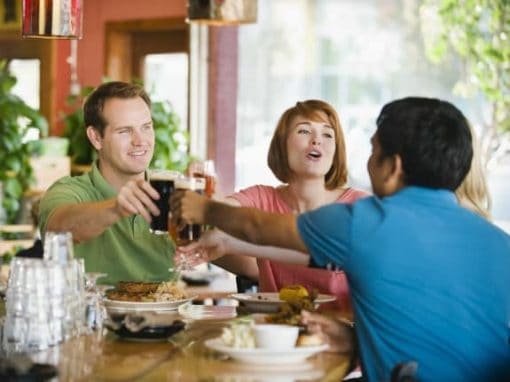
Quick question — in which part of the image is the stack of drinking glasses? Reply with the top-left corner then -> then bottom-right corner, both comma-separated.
2,232 -> 86,353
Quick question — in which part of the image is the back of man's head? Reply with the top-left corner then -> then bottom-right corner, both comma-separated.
376,97 -> 473,191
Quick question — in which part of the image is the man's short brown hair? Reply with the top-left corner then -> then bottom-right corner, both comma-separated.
83,81 -> 151,136
267,99 -> 348,189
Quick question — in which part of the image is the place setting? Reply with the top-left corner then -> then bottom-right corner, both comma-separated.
102,278 -> 238,341
102,280 -> 191,341
203,317 -> 329,366
230,284 -> 336,314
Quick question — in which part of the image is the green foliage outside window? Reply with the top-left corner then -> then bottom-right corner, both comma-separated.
420,0 -> 510,162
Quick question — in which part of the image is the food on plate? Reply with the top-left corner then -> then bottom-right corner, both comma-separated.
296,332 -> 324,347
106,281 -> 187,302
150,281 -> 188,301
221,317 -> 256,348
106,290 -> 146,302
266,285 -> 317,325
117,281 -> 160,294
279,285 -> 309,302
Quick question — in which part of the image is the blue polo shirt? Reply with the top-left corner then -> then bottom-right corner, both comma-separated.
297,186 -> 510,382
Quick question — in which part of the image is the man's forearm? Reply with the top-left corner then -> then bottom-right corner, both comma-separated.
224,235 -> 309,265
204,201 -> 308,253
45,199 -> 122,243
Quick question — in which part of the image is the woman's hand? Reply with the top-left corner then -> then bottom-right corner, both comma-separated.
175,229 -> 231,265
301,310 -> 354,354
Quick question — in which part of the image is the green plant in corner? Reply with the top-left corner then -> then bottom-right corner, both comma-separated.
0,60 -> 48,223
62,85 -> 96,166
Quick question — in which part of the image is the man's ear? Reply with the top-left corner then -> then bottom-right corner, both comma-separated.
384,154 -> 405,191
86,126 -> 102,151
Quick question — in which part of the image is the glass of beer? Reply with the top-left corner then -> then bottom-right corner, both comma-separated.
169,176 -> 206,245
149,169 -> 181,235
189,159 -> 216,198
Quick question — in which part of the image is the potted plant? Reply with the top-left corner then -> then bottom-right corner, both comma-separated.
150,98 -> 189,172
62,83 -> 190,173
62,86 -> 96,174
0,59 -> 48,223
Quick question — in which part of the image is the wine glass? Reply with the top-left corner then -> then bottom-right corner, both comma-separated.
84,272 -> 107,332
168,247 -> 209,281
84,272 -> 107,291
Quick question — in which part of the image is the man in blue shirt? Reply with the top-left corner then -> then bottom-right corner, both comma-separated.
172,97 -> 510,381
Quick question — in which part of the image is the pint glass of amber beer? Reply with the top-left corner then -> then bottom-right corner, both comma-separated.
149,170 -> 180,234
189,159 -> 216,198
169,176 -> 206,245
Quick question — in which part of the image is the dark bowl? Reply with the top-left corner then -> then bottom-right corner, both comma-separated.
105,312 -> 186,341
111,321 -> 185,340
0,363 -> 58,382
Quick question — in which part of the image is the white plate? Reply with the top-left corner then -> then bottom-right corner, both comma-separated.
230,292 -> 336,313
205,338 -> 328,365
178,301 -> 237,320
209,360 -> 324,381
104,296 -> 195,312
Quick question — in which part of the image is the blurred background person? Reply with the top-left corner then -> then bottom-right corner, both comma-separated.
455,124 -> 491,219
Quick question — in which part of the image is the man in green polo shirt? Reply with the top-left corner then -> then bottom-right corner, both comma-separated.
39,81 -> 175,284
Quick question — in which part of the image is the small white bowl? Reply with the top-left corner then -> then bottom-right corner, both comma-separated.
253,324 -> 299,350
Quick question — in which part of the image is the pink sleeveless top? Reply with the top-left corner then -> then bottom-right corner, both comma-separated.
230,185 -> 369,313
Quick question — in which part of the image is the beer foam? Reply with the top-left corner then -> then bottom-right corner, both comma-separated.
149,170 -> 181,181
175,177 -> 206,191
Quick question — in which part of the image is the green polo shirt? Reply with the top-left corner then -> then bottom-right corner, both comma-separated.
39,162 -> 175,285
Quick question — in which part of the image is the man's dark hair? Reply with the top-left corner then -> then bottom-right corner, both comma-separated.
376,97 -> 473,191
83,81 -> 151,136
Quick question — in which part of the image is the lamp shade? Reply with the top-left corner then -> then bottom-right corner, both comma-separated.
187,0 -> 257,25
22,0 -> 83,39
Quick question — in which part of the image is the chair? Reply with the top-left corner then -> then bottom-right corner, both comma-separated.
0,224 -> 35,255
391,361 -> 418,382
235,275 -> 258,293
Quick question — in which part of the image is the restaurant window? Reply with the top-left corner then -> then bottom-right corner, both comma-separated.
9,59 -> 40,110
9,58 -> 41,141
236,0 -> 509,223
143,53 -> 188,132
105,18 -> 189,134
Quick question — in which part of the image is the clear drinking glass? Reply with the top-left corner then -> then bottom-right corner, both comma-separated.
2,257 -> 87,353
43,231 -> 74,263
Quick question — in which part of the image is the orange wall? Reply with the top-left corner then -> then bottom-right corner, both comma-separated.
53,0 -> 186,134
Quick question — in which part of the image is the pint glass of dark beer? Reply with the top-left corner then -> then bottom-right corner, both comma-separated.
149,170 -> 180,234
169,176 -> 206,245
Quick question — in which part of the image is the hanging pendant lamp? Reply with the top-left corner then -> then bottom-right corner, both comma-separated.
22,0 -> 83,39
187,0 -> 257,26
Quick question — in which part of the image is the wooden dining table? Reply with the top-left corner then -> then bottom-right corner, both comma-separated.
14,279 -> 353,381
29,320 -> 351,381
